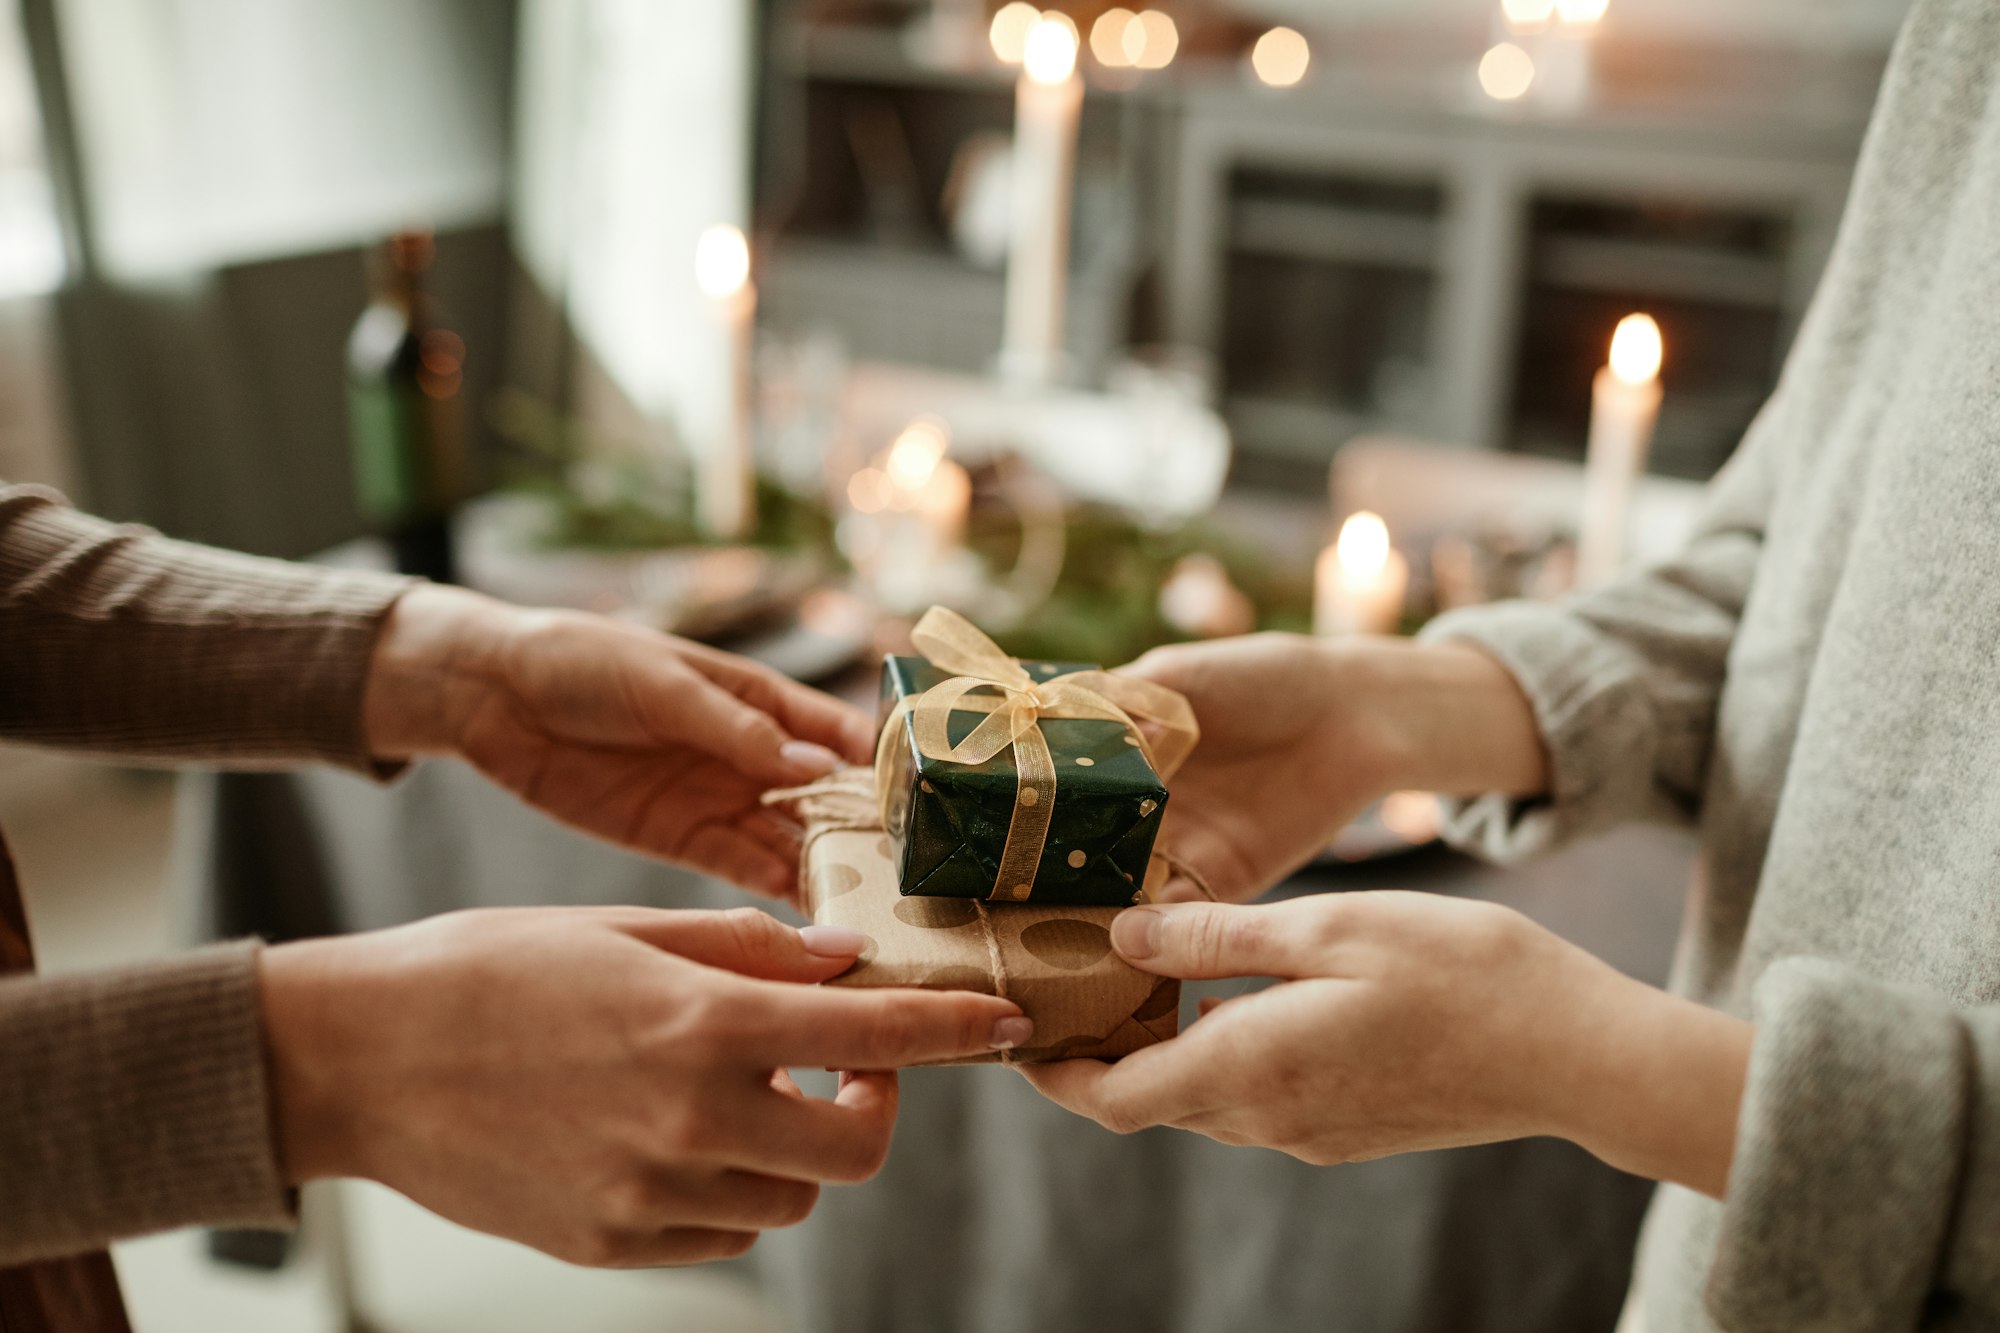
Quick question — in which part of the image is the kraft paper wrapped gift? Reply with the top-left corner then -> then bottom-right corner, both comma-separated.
873,608 -> 1199,908
776,776 -> 1181,1065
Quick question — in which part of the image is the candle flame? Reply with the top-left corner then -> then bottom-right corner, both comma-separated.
694,224 -> 750,298
1023,15 -> 1079,83
1250,27 -> 1311,88
1555,0 -> 1610,24
885,419 -> 950,490
1126,10 -> 1178,70
1337,511 -> 1392,580
1090,7 -> 1137,68
989,1 -> 1040,64
1477,42 -> 1535,101
1609,313 -> 1663,385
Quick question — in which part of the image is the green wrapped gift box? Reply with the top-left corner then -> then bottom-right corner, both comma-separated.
877,655 -> 1169,907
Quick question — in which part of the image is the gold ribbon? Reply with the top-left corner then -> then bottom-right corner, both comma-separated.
874,607 -> 1198,903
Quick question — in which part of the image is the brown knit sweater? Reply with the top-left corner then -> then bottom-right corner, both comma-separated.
0,484 -> 410,1262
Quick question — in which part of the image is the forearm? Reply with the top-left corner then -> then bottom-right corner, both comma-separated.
0,945 -> 294,1261
1556,968 -> 1752,1199
0,486 -> 411,772
1328,635 -> 1551,800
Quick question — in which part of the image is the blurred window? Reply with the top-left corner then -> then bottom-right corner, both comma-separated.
0,0 -> 64,297
54,0 -> 509,278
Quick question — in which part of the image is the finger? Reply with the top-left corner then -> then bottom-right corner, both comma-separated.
678,819 -> 799,900
1108,900 -> 1337,980
636,663 -> 810,785
653,1168 -> 821,1232
594,1227 -> 760,1269
599,907 -> 868,983
684,646 -> 878,765
739,980 -> 1030,1069
720,1070 -> 901,1184
770,1067 -> 806,1099
1017,1027 -> 1231,1133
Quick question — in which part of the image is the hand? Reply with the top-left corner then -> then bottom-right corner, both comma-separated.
1119,633 -> 1548,902
261,906 -> 1031,1267
1021,895 -> 1751,1198
362,585 -> 877,898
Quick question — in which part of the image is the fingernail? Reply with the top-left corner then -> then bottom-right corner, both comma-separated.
799,925 -> 870,957
1111,906 -> 1164,960
989,1016 -> 1035,1050
781,740 -> 844,775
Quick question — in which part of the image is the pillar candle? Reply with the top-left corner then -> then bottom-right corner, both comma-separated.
1314,511 -> 1410,636
694,224 -> 758,541
1576,313 -> 1664,588
1001,18 -> 1082,386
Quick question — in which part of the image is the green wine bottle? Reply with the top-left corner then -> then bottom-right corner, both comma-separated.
346,230 -> 467,582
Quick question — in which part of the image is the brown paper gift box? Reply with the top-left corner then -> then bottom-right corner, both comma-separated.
786,775 -> 1180,1065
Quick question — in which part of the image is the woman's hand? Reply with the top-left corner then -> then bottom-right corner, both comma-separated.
1021,895 -> 1751,1198
261,906 -> 1031,1267
361,585 -> 876,898
1119,633 -> 1550,903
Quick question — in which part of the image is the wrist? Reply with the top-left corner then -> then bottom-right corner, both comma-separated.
363,583 -> 515,760
1319,635 -> 1550,799
1555,970 -> 1753,1198
258,938 -> 374,1184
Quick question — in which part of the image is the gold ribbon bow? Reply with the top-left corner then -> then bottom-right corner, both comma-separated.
874,607 -> 1199,902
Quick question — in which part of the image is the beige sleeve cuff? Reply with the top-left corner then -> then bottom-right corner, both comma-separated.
0,941 -> 295,1262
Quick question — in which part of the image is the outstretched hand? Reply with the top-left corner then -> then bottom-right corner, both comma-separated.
362,585 -> 876,898
263,906 -> 1030,1267
1020,894 -> 1750,1197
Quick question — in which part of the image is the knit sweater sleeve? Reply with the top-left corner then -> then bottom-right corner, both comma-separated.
1413,383 -> 1788,863
0,484 -> 412,771
1701,957 -> 2000,1330
0,942 -> 296,1262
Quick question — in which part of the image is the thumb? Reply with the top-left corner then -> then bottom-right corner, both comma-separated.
1109,901 -> 1330,980
597,907 -> 867,983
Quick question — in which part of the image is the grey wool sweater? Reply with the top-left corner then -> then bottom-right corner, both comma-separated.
1426,0 -> 2000,1327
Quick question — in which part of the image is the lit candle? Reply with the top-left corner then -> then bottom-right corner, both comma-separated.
847,419 -> 973,611
1576,313 -> 1664,587
999,16 -> 1082,386
1314,510 -> 1409,636
694,223 -> 757,540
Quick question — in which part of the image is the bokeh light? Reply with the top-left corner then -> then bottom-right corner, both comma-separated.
693,224 -> 750,298
1477,42 -> 1535,101
1022,15 -> 1080,84
1556,0 -> 1611,23
1250,27 -> 1310,88
989,1 -> 1040,63
1336,511 -> 1391,580
1090,8 -> 1137,68
1126,10 -> 1178,70
1609,313 -> 1663,384
1499,0 -> 1557,27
